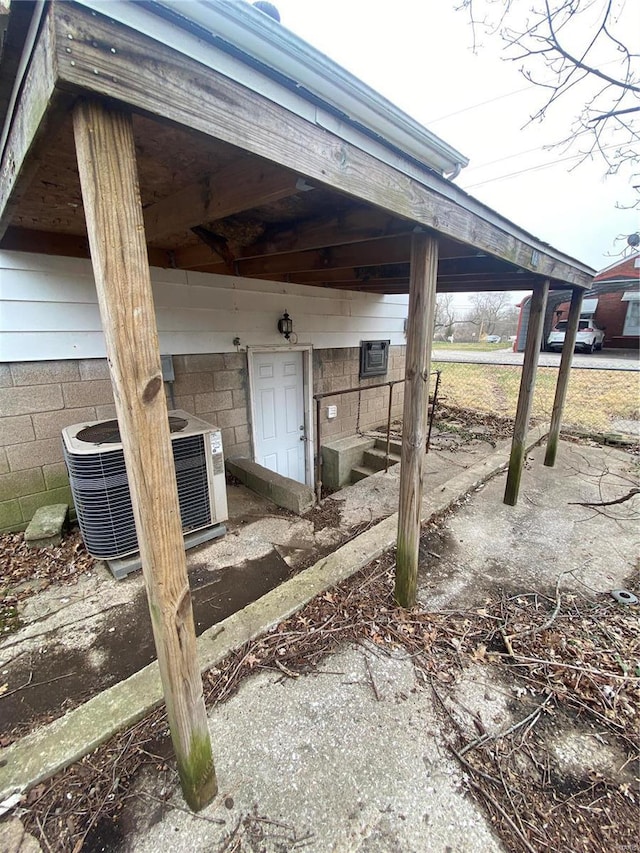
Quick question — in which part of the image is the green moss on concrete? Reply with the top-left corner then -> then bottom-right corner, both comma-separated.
0,601 -> 20,635
19,487 -> 73,522
43,463 -> 71,491
0,468 -> 45,502
176,730 -> 218,811
0,499 -> 23,530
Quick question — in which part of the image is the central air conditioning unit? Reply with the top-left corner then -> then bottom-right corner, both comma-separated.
62,410 -> 228,577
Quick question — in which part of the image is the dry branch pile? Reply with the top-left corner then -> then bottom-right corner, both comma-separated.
434,402 -> 517,443
442,589 -> 639,853
14,550 -> 638,852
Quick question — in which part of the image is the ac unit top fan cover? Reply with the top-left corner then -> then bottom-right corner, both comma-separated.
62,410 -> 222,454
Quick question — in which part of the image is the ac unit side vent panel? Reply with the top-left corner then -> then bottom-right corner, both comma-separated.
63,414 -> 225,560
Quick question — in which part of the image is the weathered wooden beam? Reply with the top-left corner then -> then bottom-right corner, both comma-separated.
53,3 -> 594,288
0,227 -> 89,257
238,235 -> 411,277
544,288 -> 584,467
0,7 -> 58,239
280,266 -> 408,284
0,225 -> 169,266
291,278 -> 410,292
504,280 -> 549,506
242,206 -> 410,258
395,232 -> 438,608
177,234 -> 410,276
436,274 -> 538,288
171,243 -> 228,272
73,99 -> 216,811
143,158 -> 301,242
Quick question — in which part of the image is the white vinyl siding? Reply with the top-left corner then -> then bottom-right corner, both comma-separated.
0,252 -> 409,362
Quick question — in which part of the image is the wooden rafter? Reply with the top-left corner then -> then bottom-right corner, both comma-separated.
240,206 -> 411,258
187,234 -> 411,277
143,158 -> 302,242
0,226 -> 169,267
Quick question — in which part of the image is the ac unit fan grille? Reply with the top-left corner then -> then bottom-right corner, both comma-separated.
65,433 -> 212,559
76,416 -> 188,445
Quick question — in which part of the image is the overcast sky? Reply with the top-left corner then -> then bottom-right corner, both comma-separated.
267,0 -> 638,295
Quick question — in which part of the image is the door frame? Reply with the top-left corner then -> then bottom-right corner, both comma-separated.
246,345 -> 314,487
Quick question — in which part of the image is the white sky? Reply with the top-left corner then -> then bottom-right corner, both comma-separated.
268,0 -> 639,312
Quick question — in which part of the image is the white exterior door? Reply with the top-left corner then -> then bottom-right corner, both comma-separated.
252,351 -> 306,483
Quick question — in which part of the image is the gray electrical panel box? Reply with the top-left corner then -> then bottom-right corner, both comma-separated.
359,340 -> 390,378
160,354 -> 175,382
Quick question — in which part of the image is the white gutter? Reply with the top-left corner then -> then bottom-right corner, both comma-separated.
71,0 -> 467,177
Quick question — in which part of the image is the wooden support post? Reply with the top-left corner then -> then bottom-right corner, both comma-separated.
395,232 -> 438,608
544,288 -> 584,467
504,279 -> 549,506
73,100 -> 216,811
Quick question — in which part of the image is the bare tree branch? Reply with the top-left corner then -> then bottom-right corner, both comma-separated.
457,0 -> 640,207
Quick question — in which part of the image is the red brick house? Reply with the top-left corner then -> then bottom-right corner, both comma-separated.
587,254 -> 640,348
515,253 -> 639,351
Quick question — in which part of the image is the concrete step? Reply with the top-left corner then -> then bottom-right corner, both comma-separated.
374,437 -> 403,456
362,447 -> 402,472
350,464 -> 379,483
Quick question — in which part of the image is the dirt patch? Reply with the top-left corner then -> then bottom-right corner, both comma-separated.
0,530 -> 95,634
0,550 -> 292,745
302,497 -> 344,532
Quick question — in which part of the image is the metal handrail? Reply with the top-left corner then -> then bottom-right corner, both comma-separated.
313,371 -> 441,502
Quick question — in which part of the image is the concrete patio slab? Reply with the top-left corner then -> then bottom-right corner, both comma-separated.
0,426 -> 549,803
123,437 -> 637,852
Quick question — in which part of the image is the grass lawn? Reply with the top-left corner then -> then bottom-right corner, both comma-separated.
432,361 -> 638,434
432,341 -> 510,352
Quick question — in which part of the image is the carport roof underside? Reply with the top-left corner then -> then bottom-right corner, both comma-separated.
0,0 -> 595,294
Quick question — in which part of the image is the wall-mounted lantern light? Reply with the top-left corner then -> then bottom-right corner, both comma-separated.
278,310 -> 293,340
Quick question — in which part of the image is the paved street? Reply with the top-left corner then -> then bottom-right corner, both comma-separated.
432,347 -> 640,371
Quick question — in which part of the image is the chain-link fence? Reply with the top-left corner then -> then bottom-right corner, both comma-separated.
430,360 -> 640,438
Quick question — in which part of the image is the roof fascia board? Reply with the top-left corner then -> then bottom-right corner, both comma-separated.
70,0 -> 467,176
0,0 -> 46,153
0,4 -> 57,239
53,2 -> 594,286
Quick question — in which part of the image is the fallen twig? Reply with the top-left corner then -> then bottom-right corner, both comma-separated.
0,671 -> 75,700
363,654 -> 381,701
569,487 -> 640,507
499,653 -> 639,681
458,694 -> 553,757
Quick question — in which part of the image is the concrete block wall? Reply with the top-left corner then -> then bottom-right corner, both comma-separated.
313,345 -> 406,442
0,354 -> 250,533
0,346 -> 406,532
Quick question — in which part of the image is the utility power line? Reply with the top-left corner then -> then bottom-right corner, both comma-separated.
462,142 -> 622,189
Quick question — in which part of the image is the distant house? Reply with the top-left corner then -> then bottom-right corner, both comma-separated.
514,253 -> 639,352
